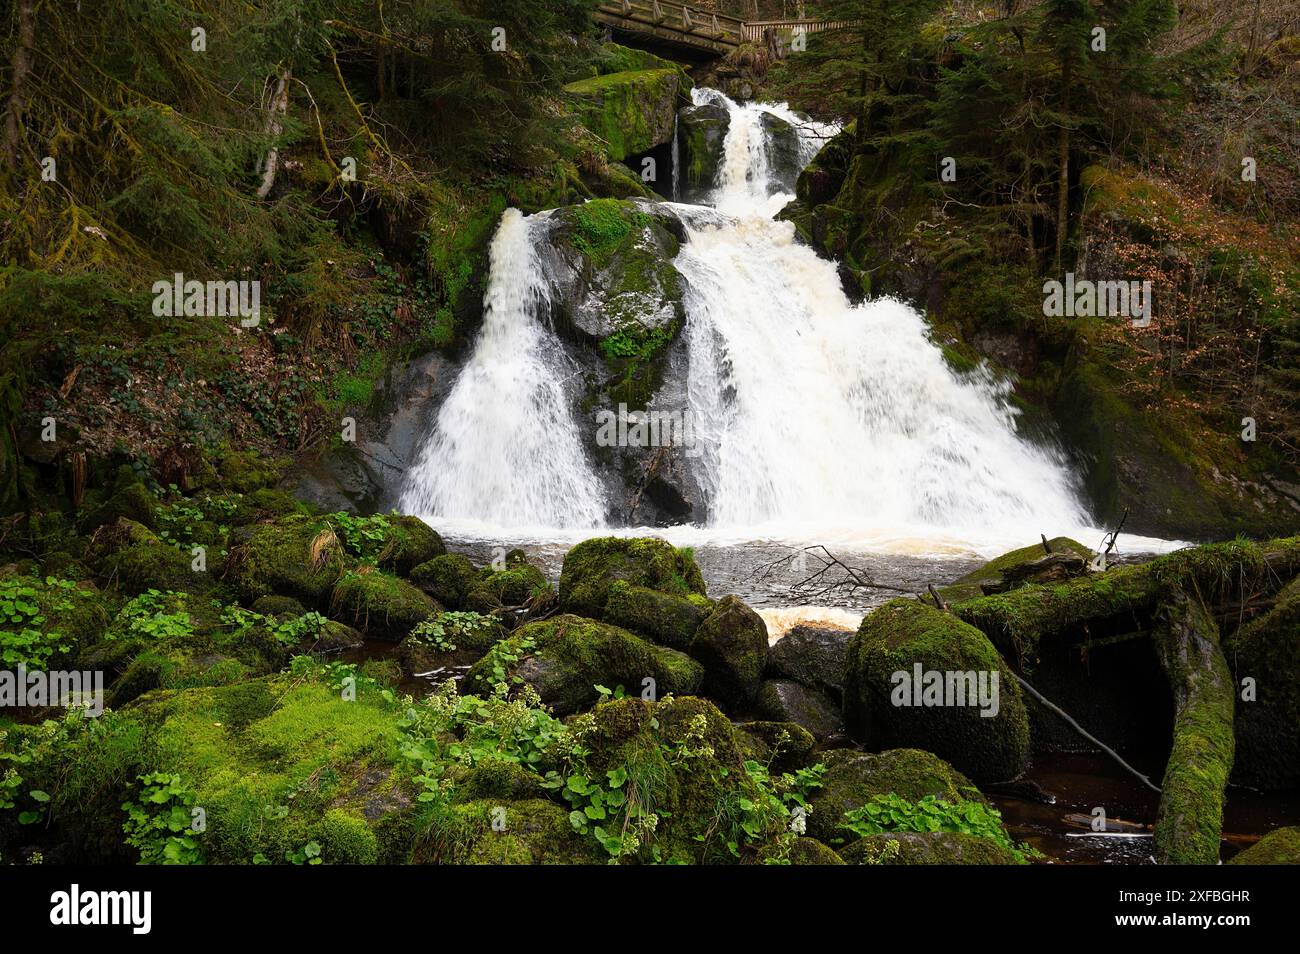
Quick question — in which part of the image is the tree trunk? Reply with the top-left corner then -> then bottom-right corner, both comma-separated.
256,69 -> 291,199
1054,55 -> 1071,272
1152,587 -> 1235,865
4,0 -> 36,171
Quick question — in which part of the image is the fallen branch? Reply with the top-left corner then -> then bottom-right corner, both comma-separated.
1006,670 -> 1162,795
750,545 -> 915,602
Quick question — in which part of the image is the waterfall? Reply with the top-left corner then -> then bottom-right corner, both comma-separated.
679,91 -> 1090,543
400,88 -> 1111,553
398,208 -> 606,535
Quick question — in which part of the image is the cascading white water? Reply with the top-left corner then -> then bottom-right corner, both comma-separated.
400,88 -> 1167,556
679,91 -> 1090,545
399,208 -> 606,534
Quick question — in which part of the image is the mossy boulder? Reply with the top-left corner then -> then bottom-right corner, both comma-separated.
377,514 -> 445,576
806,747 -> 982,845
470,555 -> 548,608
564,69 -> 685,163
755,678 -> 842,741
839,831 -> 1022,865
93,520 -> 213,596
573,696 -> 779,863
409,553 -> 478,608
216,449 -> 290,494
759,110 -> 803,194
0,574 -> 109,670
688,595 -> 769,707
559,536 -> 706,619
418,798 -> 602,865
604,579 -> 708,649
250,595 -> 306,617
844,599 -> 1030,783
757,837 -> 845,865
330,568 -> 442,641
767,623 -> 852,700
1227,826 -> 1300,865
226,514 -> 350,606
397,611 -> 507,673
466,614 -> 703,715
448,759 -> 548,805
1224,576 -> 1300,789
80,467 -> 157,532
939,537 -> 1093,604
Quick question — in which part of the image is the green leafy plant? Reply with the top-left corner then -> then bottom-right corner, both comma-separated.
113,589 -> 193,641
839,792 -> 1038,863
121,772 -> 205,865
0,576 -> 81,668
285,841 -> 323,865
409,611 -> 494,653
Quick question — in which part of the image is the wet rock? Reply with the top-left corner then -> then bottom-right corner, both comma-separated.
734,720 -> 816,774
603,580 -> 708,649
677,101 -> 730,200
759,110 -> 803,194
564,68 -> 687,163
755,678 -> 842,741
559,536 -> 706,618
768,623 -> 851,700
329,567 -> 442,641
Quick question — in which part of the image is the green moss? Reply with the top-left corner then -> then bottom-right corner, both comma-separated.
418,798 -> 601,865
409,553 -> 477,608
559,536 -> 707,619
839,831 -> 1022,865
940,536 -> 1093,603
1227,826 -> 1300,865
688,595 -> 770,707
604,580 -> 707,649
472,559 -> 547,607
564,69 -> 684,163
376,514 -> 445,576
226,514 -> 350,605
330,567 -> 440,641
844,599 -> 1029,784
465,614 -> 703,715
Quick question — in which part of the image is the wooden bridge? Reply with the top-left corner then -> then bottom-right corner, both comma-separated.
595,1 -> 850,58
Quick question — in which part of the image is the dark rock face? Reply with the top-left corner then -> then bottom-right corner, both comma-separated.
755,678 -> 843,740
677,102 -> 730,201
759,111 -> 803,195
767,624 -> 852,700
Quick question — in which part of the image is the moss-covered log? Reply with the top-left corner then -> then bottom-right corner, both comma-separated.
1152,588 -> 1235,866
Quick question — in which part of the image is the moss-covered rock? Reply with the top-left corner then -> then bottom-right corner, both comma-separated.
1227,826 -> 1300,865
465,614 -> 703,715
418,798 -> 602,865
757,837 -> 845,865
939,537 -> 1093,604
564,69 -> 685,163
734,720 -> 816,775
470,556 -> 548,608
225,514 -> 350,606
250,595 -> 306,617
377,514 -> 445,576
0,574 -> 109,670
409,553 -> 478,608
559,536 -> 706,618
839,831 -> 1022,865
604,579 -> 707,649
1225,576 -> 1300,789
806,747 -> 982,845
689,595 -> 769,707
677,100 -> 730,199
844,599 -> 1029,783
397,610 -> 506,673
330,567 -> 442,641
79,467 -> 157,532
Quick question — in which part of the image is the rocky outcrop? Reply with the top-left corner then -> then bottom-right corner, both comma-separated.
677,101 -> 729,200
564,69 -> 687,164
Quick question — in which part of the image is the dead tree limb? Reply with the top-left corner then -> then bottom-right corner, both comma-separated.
751,545 -> 915,602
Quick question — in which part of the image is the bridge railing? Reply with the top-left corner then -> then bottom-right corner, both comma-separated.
741,18 -> 858,44
597,1 -> 746,48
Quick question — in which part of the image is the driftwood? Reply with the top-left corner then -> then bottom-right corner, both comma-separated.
750,545 -> 915,602
1152,587 -> 1236,865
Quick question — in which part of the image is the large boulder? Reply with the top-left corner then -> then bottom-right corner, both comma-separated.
377,514 -> 445,576
564,69 -> 686,163
768,623 -> 852,700
677,101 -> 730,199
688,595 -> 769,707
409,553 -> 477,608
754,679 -> 842,741
806,748 -> 981,845
844,599 -> 1030,783
225,514 -> 349,606
464,615 -> 703,715
559,536 -> 706,619
418,798 -> 603,865
759,110 -> 803,194
330,567 -> 442,641
1225,576 -> 1300,789
604,580 -> 708,649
